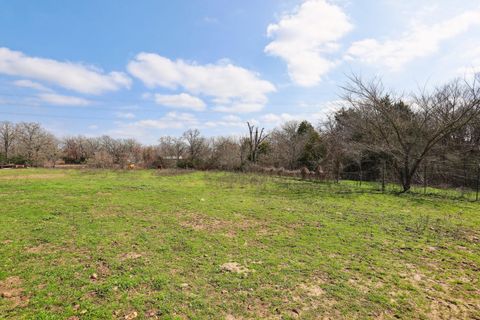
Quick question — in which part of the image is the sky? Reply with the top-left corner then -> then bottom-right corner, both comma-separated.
1,0 -> 480,143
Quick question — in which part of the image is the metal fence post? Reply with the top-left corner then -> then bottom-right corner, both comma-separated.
423,163 -> 427,195
476,164 -> 480,202
381,160 -> 386,193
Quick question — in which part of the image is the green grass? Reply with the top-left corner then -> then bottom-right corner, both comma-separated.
0,169 -> 479,319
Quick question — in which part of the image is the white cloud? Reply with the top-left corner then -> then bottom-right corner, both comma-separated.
37,93 -> 91,106
133,112 -> 199,130
154,93 -> 206,111
261,113 -> 299,124
127,52 -> 275,113
13,79 -> 52,92
346,9 -> 480,70
115,112 -> 136,119
109,112 -> 200,142
205,115 -> 245,128
0,47 -> 131,94
265,0 -> 353,87
260,100 -> 343,126
455,45 -> 480,79
213,103 -> 265,113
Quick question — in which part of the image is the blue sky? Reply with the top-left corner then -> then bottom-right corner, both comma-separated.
1,0 -> 480,143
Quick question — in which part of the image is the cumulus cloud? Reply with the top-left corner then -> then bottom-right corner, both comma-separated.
127,52 -> 275,113
346,9 -> 480,70
154,93 -> 206,111
37,93 -> 92,106
0,47 -> 131,94
265,0 -> 353,87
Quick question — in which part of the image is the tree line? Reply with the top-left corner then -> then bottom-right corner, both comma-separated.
1,75 -> 479,192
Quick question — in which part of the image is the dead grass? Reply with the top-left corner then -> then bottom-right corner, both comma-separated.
0,173 -> 66,180
0,277 -> 29,309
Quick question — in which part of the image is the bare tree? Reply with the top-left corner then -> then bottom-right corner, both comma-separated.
341,75 -> 480,192
246,122 -> 268,163
269,121 -> 310,169
209,136 -> 241,170
158,136 -> 186,164
182,129 -> 206,164
17,122 -> 47,166
0,121 -> 17,162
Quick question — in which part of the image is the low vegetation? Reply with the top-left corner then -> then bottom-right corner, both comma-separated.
1,169 -> 479,319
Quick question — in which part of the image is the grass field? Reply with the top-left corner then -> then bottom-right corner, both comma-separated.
0,169 -> 479,319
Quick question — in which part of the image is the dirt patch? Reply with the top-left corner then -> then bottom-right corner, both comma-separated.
145,309 -> 160,319
119,252 -> 143,261
178,211 -> 260,237
399,263 -> 480,319
180,215 -> 231,232
220,262 -> 251,275
428,296 -> 479,320
25,243 -> 54,254
0,173 -> 66,180
0,276 -> 29,308
300,284 -> 325,297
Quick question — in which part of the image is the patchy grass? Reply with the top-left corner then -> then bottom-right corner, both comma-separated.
0,168 -> 479,319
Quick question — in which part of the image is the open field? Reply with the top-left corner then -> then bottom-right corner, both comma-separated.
0,169 -> 479,319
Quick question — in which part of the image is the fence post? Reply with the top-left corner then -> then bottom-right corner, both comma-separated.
381,160 -> 386,193
476,164 -> 480,202
359,161 -> 363,187
423,163 -> 428,195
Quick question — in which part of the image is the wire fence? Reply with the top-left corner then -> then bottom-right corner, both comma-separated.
338,159 -> 480,201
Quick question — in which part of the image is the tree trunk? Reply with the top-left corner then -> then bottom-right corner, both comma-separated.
402,175 -> 411,193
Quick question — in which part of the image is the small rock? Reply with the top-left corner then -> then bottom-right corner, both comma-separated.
90,273 -> 98,280
125,311 -> 138,320
221,262 -> 251,275
180,283 -> 189,288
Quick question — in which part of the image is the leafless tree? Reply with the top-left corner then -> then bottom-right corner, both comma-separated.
0,121 -> 17,162
269,121 -> 308,169
158,136 -> 186,164
341,74 -> 480,192
246,122 -> 268,163
182,129 -> 206,163
17,122 -> 49,166
209,136 -> 241,170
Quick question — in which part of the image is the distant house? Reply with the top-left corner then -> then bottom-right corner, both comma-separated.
162,155 -> 183,168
